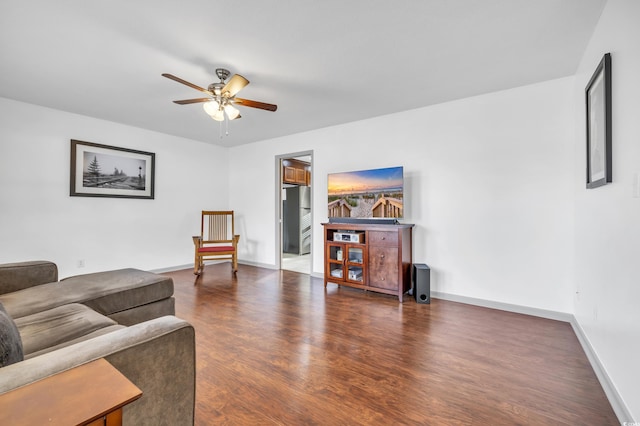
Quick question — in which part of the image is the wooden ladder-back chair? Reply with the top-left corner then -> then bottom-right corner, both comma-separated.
193,210 -> 240,275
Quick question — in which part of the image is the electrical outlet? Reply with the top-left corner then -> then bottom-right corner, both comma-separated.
77,259 -> 85,268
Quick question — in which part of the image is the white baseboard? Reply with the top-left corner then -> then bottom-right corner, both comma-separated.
237,259 -> 279,270
431,291 -> 632,423
430,291 -> 573,322
150,263 -> 192,273
151,259 -> 280,274
569,318 -> 633,423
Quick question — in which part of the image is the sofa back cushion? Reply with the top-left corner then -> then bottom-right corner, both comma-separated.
0,261 -> 58,295
0,301 -> 23,367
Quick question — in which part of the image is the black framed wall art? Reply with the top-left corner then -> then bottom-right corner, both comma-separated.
70,139 -> 155,199
585,53 -> 612,189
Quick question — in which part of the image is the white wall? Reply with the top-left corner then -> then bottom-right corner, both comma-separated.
573,0 -> 640,421
0,97 -> 229,278
230,76 -> 576,313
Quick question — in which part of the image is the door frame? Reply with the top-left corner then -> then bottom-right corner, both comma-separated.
275,150 -> 313,272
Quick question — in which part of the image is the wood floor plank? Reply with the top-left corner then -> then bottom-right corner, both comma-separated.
165,264 -> 618,425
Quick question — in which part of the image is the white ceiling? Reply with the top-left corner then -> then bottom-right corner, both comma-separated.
0,0 -> 606,147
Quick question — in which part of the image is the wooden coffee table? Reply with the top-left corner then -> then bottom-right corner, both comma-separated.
0,358 -> 142,425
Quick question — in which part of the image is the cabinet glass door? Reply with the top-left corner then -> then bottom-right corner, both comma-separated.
329,263 -> 344,279
327,243 -> 345,280
346,246 -> 364,283
328,244 -> 345,262
326,243 -> 365,283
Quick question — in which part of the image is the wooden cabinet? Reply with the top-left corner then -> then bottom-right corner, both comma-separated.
282,158 -> 310,185
283,166 -> 297,183
323,222 -> 414,301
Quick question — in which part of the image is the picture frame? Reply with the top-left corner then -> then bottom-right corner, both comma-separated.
70,140 -> 155,199
585,53 -> 612,189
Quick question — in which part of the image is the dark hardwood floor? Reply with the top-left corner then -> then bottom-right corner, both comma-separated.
166,264 -> 617,425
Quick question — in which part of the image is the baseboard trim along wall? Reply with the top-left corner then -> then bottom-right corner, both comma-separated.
430,291 -> 573,322
431,291 -> 632,423
238,260 -> 280,270
151,260 -> 280,274
151,264 -> 193,273
569,317 -> 633,423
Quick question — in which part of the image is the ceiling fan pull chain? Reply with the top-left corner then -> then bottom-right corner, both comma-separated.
225,117 -> 229,136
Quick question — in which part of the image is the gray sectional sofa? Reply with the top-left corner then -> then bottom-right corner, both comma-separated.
0,260 -> 195,425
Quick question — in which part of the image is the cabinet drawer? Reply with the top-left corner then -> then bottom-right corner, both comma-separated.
368,246 -> 398,290
368,231 -> 398,246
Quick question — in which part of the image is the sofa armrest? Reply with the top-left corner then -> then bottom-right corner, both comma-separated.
0,316 -> 195,425
0,261 -> 58,295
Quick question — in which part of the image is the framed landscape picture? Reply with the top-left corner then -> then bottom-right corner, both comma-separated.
70,140 -> 155,199
585,53 -> 612,189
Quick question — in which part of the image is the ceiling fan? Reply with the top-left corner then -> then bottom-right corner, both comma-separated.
162,68 -> 277,122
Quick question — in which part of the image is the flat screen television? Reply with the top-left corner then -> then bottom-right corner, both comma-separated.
327,166 -> 403,221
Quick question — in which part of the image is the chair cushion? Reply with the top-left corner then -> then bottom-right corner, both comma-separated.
0,301 -> 23,367
15,303 -> 119,356
198,246 -> 235,253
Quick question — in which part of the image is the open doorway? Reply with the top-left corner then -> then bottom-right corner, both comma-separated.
276,151 -> 313,274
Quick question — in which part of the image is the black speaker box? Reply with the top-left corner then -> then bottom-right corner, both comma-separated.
413,263 -> 430,304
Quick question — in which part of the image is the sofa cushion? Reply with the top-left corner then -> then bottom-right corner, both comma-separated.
0,301 -> 23,367
0,261 -> 58,295
0,268 -> 173,319
15,303 -> 119,356
24,324 -> 125,359
108,297 -> 175,326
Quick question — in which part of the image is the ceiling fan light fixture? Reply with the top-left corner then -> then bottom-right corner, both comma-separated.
224,104 -> 241,120
211,109 -> 225,122
203,100 -> 220,116
163,68 -> 277,137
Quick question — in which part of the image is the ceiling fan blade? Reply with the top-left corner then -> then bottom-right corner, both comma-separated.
162,73 -> 212,95
234,97 -> 278,112
222,74 -> 249,97
173,98 -> 211,105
